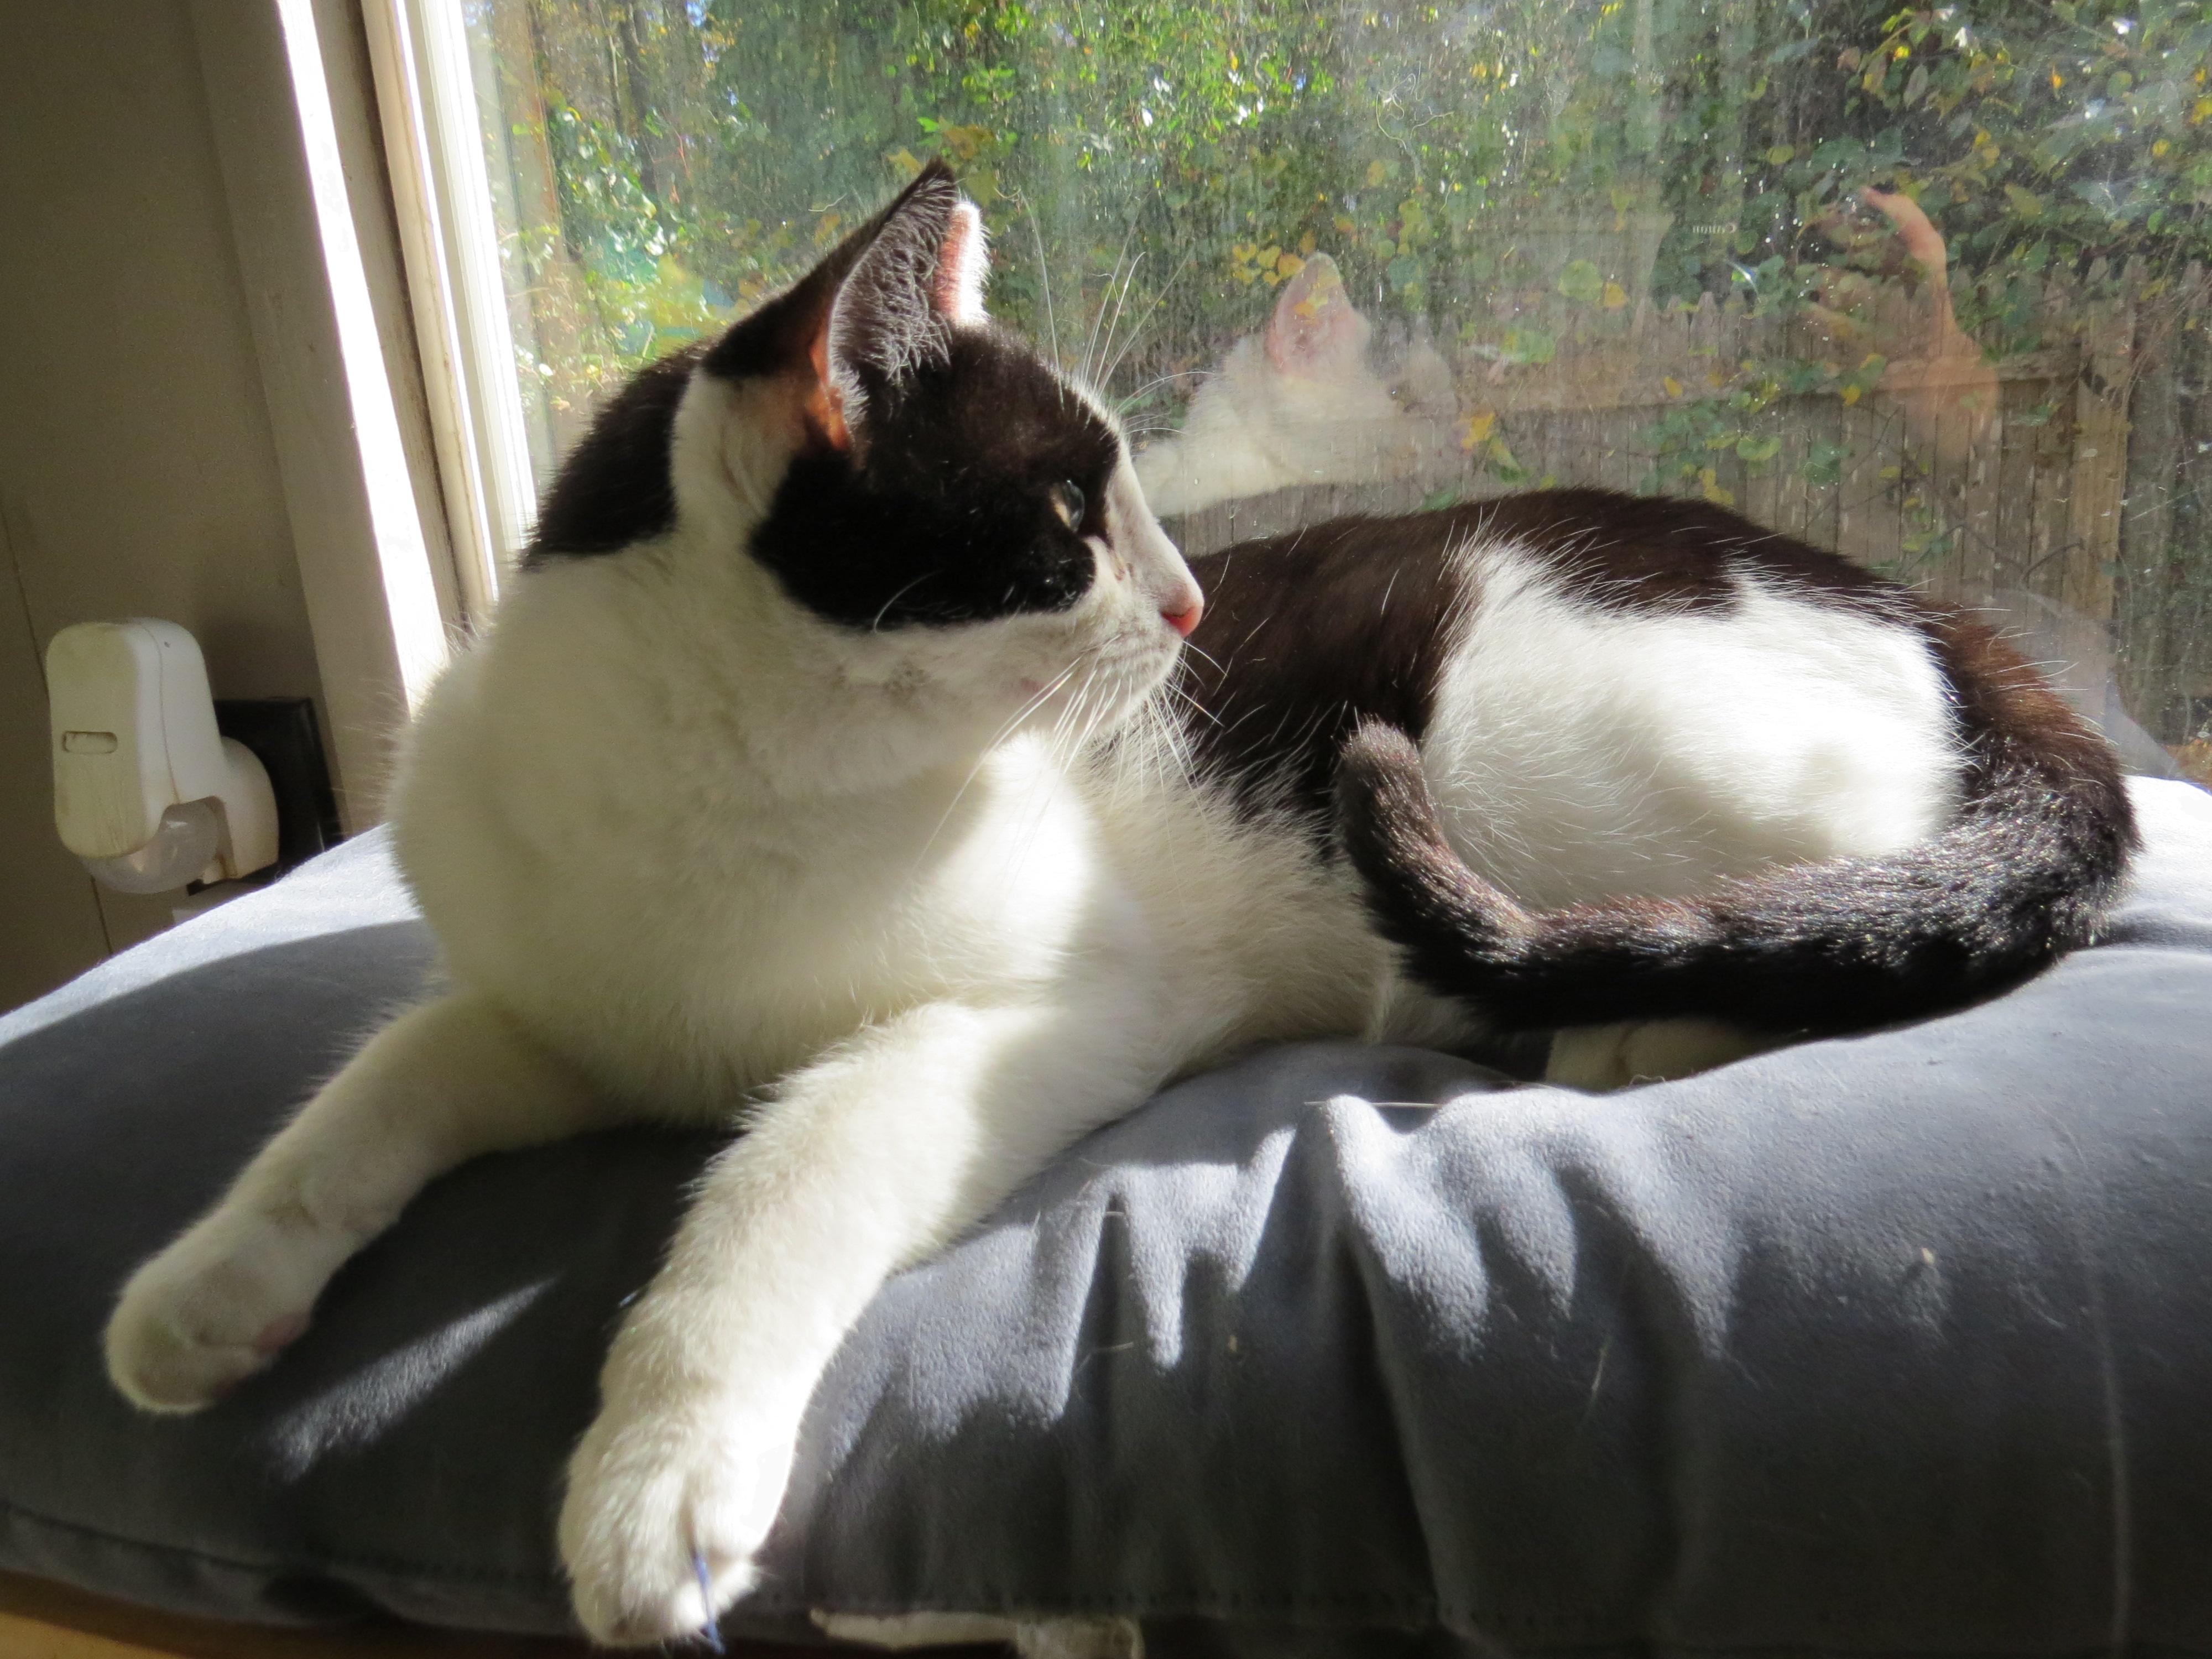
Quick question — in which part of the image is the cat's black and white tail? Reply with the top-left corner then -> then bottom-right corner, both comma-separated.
1334,613 -> 2140,1036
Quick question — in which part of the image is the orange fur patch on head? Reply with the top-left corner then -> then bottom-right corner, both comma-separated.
804,325 -> 852,451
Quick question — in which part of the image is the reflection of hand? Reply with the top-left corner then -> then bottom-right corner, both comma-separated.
1804,187 -> 1997,460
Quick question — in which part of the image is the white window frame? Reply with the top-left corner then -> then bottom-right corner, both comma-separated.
194,0 -> 468,827
361,0 -> 539,619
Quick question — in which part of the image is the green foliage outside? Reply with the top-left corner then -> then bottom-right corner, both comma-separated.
466,0 -> 2212,749
471,1 -> 2212,405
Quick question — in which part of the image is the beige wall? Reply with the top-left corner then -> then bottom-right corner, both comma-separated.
0,4 -> 330,1011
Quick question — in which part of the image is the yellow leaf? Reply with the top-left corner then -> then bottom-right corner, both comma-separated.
1333,215 -> 1357,235
941,123 -> 994,160
1707,369 -> 1728,388
1259,246 -> 1281,267
1662,375 -> 1683,398
1364,159 -> 1389,187
1698,468 -> 1736,508
1459,410 -> 1498,450
885,147 -> 925,179
1276,252 -> 1305,280
1841,384 -> 1863,405
1602,281 -> 1629,309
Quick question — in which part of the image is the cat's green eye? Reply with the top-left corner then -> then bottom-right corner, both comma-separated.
1049,481 -> 1086,531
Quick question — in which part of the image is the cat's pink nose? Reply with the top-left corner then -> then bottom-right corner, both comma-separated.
1163,597 -> 1204,637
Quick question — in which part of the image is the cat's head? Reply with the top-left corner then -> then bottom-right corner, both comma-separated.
1135,254 -> 1459,513
1253,255 -> 1460,479
523,162 -> 1201,779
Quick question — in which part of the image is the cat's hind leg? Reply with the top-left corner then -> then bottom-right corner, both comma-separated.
105,990 -> 613,1412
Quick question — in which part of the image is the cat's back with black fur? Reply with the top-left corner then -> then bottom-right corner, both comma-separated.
1176,487 -> 2135,1041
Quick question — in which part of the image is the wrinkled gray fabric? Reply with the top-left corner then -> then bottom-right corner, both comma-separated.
2,782 -> 2209,1655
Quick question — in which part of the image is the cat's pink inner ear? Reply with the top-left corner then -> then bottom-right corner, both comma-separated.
933,200 -> 990,326
1265,253 -> 1364,374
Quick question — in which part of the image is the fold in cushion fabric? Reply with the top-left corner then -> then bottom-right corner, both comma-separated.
2,782 -> 2209,1655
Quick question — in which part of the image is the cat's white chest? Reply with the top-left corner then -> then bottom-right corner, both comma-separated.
401,664 -> 1112,1113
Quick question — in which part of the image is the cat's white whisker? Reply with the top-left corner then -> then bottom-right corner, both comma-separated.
1078,226 -> 1136,387
1091,252 -> 1145,399
869,573 -> 936,632
1008,186 -> 1065,396
1100,248 -> 1192,397
917,659 -> 1087,867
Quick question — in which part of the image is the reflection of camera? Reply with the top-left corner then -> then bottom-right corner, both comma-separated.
1808,190 -> 1938,290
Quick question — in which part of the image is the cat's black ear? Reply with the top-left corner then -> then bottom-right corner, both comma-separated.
700,160 -> 987,452
825,162 -> 989,404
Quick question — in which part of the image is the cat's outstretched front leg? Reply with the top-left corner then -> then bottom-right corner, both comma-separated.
106,990 -> 613,1411
560,996 -> 1166,1647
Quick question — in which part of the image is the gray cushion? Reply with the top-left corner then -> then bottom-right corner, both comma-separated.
3,781 -> 2210,1656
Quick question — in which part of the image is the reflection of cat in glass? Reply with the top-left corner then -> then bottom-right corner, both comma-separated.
1806,186 -> 1999,463
1809,188 -> 2181,778
1135,254 -> 1458,515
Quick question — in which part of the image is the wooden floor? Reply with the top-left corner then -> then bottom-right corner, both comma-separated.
0,1571 -> 950,1659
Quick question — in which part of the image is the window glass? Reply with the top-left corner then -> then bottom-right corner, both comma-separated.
463,1 -> 2212,783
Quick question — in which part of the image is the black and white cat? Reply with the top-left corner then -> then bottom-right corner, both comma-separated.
103,164 -> 2133,1646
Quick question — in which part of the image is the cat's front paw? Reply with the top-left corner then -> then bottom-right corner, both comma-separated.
105,1211 -> 335,1412
559,1389 -> 797,1646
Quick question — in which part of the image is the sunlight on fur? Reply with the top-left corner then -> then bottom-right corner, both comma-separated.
102,162 -> 2132,1649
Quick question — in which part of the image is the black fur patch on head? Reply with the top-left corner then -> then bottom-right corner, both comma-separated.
750,326 -> 1121,629
520,163 -> 966,571
520,347 -> 702,566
